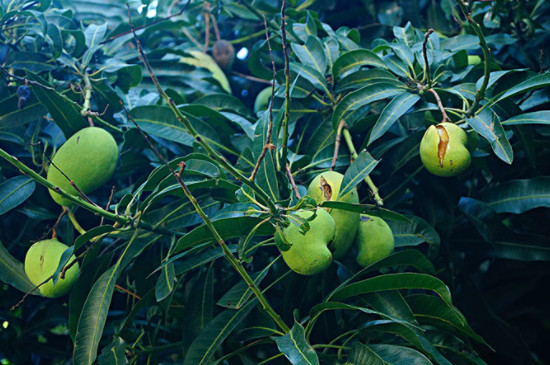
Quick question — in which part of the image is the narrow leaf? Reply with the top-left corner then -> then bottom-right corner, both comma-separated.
332,49 -> 387,79
466,108 -> 513,164
339,151 -> 379,198
501,111 -> 550,126
273,321 -> 320,365
369,92 -> 420,145
481,177 -> 550,214
0,241 -> 35,294
0,176 -> 35,216
495,72 -> 550,102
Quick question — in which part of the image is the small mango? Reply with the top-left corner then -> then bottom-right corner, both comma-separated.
47,127 -> 118,206
276,209 -> 335,275
307,171 -> 360,259
355,214 -> 395,267
24,239 -> 80,298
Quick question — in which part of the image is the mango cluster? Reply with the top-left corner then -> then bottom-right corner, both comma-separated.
278,171 -> 395,275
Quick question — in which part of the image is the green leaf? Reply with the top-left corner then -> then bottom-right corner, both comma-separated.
183,299 -> 257,365
26,73 -> 88,137
495,72 -> 550,102
336,69 -> 401,93
289,62 -> 331,97
454,238 -> 550,262
291,35 -> 327,75
368,92 -> 421,145
98,337 -> 128,365
481,177 -> 550,214
155,262 -> 176,302
174,217 -> 274,253
74,225 -> 117,251
332,83 -> 404,128
466,108 -> 513,164
329,273 -> 453,308
368,343 -> 433,365
182,265 -> 214,347
273,321 -> 320,365
348,342 -> 384,365
73,235 -> 151,365
332,49 -> 387,79
339,151 -> 379,198
0,241 -> 35,294
84,23 -> 107,48
387,215 -> 440,249
0,176 -> 35,216
407,294 -> 488,345
501,111 -> 550,126
217,268 -> 269,309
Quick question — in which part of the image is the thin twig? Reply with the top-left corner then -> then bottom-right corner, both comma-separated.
280,0 -> 290,168
210,11 -> 221,42
232,71 -> 272,84
427,88 -> 450,122
286,164 -> 301,199
331,120 -> 346,171
203,3 -> 211,53
249,16 -> 278,182
422,28 -> 434,87
181,27 -> 203,49
0,65 -> 55,91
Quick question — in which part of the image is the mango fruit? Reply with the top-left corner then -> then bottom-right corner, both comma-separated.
355,214 -> 395,267
419,122 -> 471,177
307,171 -> 360,259
47,127 -> 118,206
276,209 -> 335,275
24,239 -> 80,297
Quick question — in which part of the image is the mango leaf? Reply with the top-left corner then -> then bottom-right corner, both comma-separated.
481,177 -> 550,214
0,176 -> 35,216
0,241 -> 35,294
494,72 -> 550,102
273,321 -> 320,365
466,108 -> 513,164
73,236 -> 152,365
368,92 -> 421,145
217,268 -> 269,309
174,217 -> 274,253
332,83 -> 404,128
181,265 -> 214,347
289,62 -> 331,97
406,294 -> 488,345
155,262 -> 177,302
74,225 -> 117,251
501,111 -> 550,126
183,299 -> 257,365
84,23 -> 107,48
454,238 -> 550,262
339,151 -> 379,198
98,337 -> 128,365
387,215 -> 440,250
26,72 -> 88,137
336,69 -> 402,93
0,93 -> 46,128
329,273 -> 453,309
173,245 -> 237,276
332,49 -> 387,79
348,342 -> 384,365
291,35 -> 327,75
319,201 -> 409,222
380,344 -> 435,364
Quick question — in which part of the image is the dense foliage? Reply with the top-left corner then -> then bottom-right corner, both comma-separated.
1,0 -> 549,364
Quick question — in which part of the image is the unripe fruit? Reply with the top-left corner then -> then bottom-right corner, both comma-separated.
276,209 -> 335,275
307,171 -> 360,259
24,239 -> 80,297
355,214 -> 394,267
47,127 -> 118,206
468,55 -> 482,65
254,86 -> 273,114
419,122 -> 471,177
212,39 -> 235,70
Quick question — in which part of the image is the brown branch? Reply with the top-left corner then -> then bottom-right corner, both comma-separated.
181,27 -> 203,49
331,120 -> 346,171
210,12 -> 221,42
422,28 -> 435,87
427,88 -> 450,123
100,0 -> 191,45
249,15 -> 278,182
232,71 -> 272,85
203,4 -> 211,53
286,164 -> 300,199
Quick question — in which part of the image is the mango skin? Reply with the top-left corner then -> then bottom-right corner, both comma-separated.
47,127 -> 118,206
24,239 -> 80,298
355,214 -> 395,267
307,171 -> 360,259
276,209 -> 335,275
419,122 -> 471,177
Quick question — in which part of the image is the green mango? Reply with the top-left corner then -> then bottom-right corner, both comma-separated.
276,209 -> 335,275
355,214 -> 395,267
307,171 -> 360,259
254,86 -> 273,114
468,55 -> 482,65
419,122 -> 471,177
24,239 -> 80,298
47,127 -> 118,206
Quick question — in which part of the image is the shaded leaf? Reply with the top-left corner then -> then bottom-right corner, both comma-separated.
0,241 -> 35,294
332,49 -> 387,79
273,321 -> 319,365
481,177 -> 550,214
369,92 -> 421,145
0,176 -> 35,216
466,108 -> 513,164
340,151 -> 379,198
501,111 -> 550,126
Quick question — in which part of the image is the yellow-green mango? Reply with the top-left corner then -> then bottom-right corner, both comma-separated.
24,239 -> 80,298
47,127 -> 118,206
307,171 -> 360,259
419,122 -> 470,177
355,214 -> 395,267
276,209 -> 335,275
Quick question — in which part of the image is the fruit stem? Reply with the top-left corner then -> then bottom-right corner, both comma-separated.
280,0 -> 290,170
67,209 -> 87,235
342,128 -> 384,206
